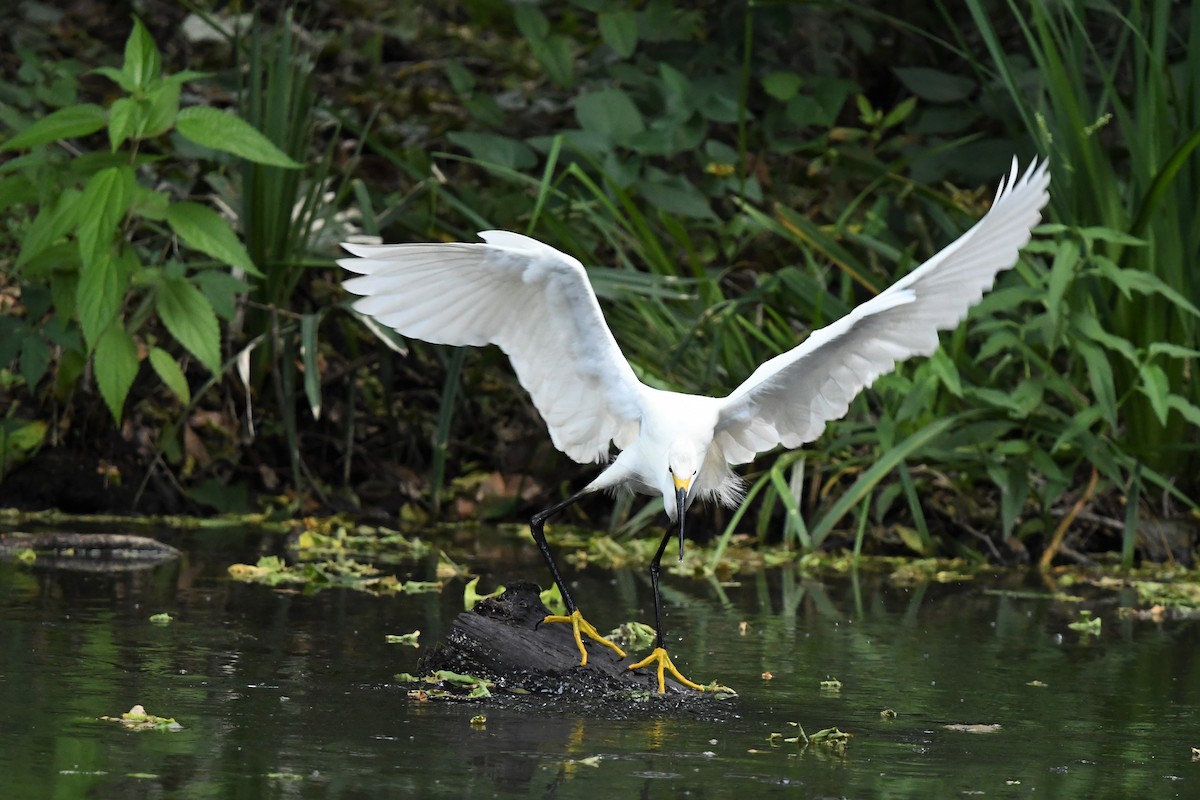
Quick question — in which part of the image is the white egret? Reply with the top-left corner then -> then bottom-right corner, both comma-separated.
340,157 -> 1050,693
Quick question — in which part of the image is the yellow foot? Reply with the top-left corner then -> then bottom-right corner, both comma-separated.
541,609 -> 626,666
627,646 -> 706,693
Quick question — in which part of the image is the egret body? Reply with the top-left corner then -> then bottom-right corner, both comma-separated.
341,158 -> 1051,692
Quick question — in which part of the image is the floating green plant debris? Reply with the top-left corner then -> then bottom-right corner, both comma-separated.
1027,680 -> 1049,688
771,722 -> 853,755
463,576 -> 505,610
292,520 -> 433,563
227,555 -> 443,596
819,677 -> 843,692
385,631 -> 420,647
606,621 -> 656,652
148,613 -> 173,624
1067,610 -> 1102,635
470,715 -> 487,727
880,708 -> 897,719
100,705 -> 182,732
397,670 -> 495,700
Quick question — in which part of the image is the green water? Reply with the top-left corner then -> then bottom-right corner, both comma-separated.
0,526 -> 1195,799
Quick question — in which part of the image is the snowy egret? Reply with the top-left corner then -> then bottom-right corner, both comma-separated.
341,157 -> 1050,693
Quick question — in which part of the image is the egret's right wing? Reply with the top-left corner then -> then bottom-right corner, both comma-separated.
340,231 -> 644,464
714,158 -> 1051,464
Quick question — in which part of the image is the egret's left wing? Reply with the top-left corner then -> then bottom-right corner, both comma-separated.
340,231 -> 645,464
714,157 -> 1050,464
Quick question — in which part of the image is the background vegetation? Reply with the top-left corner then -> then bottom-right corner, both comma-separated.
0,0 -> 1196,565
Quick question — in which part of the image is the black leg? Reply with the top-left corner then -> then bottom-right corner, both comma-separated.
648,526 -> 674,651
530,487 -> 592,615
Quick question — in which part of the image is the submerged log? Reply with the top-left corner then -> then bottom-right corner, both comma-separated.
419,581 -> 720,701
0,532 -> 180,572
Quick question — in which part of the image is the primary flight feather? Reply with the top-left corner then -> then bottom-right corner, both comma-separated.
340,156 -> 1051,692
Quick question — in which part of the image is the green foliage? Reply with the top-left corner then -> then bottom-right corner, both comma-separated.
0,16 -> 296,423
946,0 -> 1200,511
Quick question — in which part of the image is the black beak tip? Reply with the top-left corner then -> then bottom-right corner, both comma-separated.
675,486 -> 688,562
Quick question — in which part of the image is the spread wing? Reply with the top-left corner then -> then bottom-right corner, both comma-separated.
340,231 -> 645,463
714,157 -> 1051,464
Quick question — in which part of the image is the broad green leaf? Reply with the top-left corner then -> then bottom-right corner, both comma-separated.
893,67 -> 976,103
175,106 -> 302,168
155,275 -> 222,373
1,104 -> 107,151
166,201 -> 261,276
91,65 -> 134,93
77,252 -> 127,351
123,17 -> 162,90
637,174 -> 714,219
529,35 -> 574,88
598,10 -> 638,58
1077,341 -> 1117,429
1138,363 -> 1170,426
576,88 -> 645,144
149,346 -> 191,405
94,324 -> 140,423
107,97 -> 139,151
193,270 -> 249,320
1094,256 -> 1200,317
17,188 -> 82,268
1046,238 -> 1080,323
76,166 -> 134,268
142,80 -> 180,137
512,4 -> 550,40
0,173 -> 35,212
762,71 -> 803,101
446,132 -> 537,170
131,185 -> 169,221
19,335 -> 50,391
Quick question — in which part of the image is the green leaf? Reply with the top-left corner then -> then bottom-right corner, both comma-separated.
166,201 -> 261,276
575,88 -> 645,144
1138,363 -> 1170,426
446,132 -> 537,170
762,71 -> 803,101
529,35 -> 575,88
19,335 -> 50,391
94,324 -> 140,424
1077,341 -> 1117,429
142,80 -> 180,137
123,17 -> 162,90
131,185 -> 169,221
598,10 -> 638,58
1167,394 -> 1200,427
17,188 -> 82,268
301,313 -> 321,420
893,67 -> 976,103
155,276 -> 222,373
193,270 -> 249,321
512,4 -> 550,40
1,104 -> 107,151
107,97 -> 139,151
149,346 -> 191,405
76,166 -> 134,268
175,107 -> 302,168
77,252 -> 128,351
637,173 -> 714,219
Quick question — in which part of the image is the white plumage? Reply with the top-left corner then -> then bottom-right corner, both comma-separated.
341,157 -> 1051,522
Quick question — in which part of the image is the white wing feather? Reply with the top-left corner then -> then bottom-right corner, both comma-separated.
339,231 -> 644,463
714,157 -> 1051,464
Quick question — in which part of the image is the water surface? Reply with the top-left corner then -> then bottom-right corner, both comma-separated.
0,525 -> 1194,799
